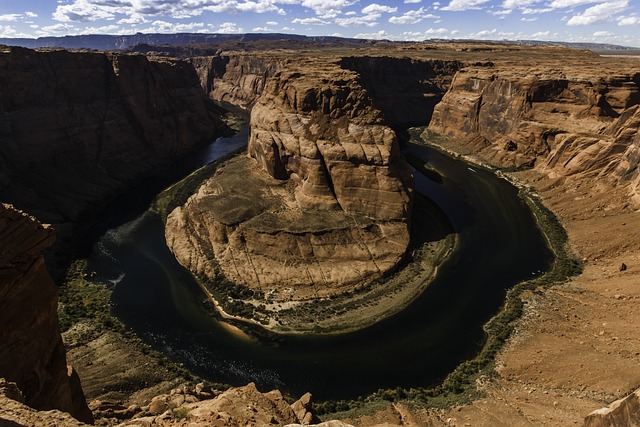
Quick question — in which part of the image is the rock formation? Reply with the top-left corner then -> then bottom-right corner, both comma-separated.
0,46 -> 226,226
190,54 -> 282,110
0,204 -> 92,422
429,55 -> 640,205
115,383 -> 317,427
584,387 -> 640,427
166,56 -> 416,328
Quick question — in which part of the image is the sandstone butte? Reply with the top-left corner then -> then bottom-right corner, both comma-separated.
1,40 -> 640,426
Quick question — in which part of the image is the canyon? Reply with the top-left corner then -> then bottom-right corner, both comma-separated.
0,38 -> 639,426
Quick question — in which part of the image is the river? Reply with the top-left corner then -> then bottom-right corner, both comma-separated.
87,126 -> 553,400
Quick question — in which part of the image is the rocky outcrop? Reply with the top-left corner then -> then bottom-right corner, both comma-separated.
166,57 -> 414,325
583,387 -> 640,427
0,204 -> 92,422
0,379 -> 89,427
190,54 -> 282,110
117,383 -> 316,427
429,58 -> 640,204
0,46 -> 226,225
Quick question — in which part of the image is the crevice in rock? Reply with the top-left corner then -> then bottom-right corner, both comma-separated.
338,56 -> 462,130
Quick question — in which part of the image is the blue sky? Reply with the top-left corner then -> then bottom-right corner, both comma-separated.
0,0 -> 638,47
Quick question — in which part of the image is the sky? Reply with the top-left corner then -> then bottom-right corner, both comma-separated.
0,0 -> 639,47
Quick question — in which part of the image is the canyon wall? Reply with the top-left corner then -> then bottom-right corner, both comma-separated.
190,54 -> 283,110
429,61 -> 640,204
0,46 -> 226,225
339,56 -> 462,128
0,204 -> 92,423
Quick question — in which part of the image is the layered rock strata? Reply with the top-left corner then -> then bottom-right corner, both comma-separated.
429,58 -> 640,205
584,387 -> 640,427
166,58 -> 414,323
0,204 -> 92,422
190,54 -> 283,110
0,46 -> 225,225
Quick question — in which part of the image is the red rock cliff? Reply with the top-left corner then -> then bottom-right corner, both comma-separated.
429,57 -> 640,204
0,46 -> 226,224
0,203 -> 92,423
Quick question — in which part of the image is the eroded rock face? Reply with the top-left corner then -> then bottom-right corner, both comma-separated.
429,60 -> 640,204
0,46 -> 225,224
584,388 -> 640,427
0,204 -> 92,423
190,54 -> 282,110
166,57 -> 414,311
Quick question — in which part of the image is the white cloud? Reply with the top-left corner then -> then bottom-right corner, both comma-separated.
36,23 -> 77,36
617,14 -> 640,25
502,0 -> 542,8
0,14 -> 23,22
354,29 -> 390,39
53,0 -> 116,22
389,7 -> 439,24
441,0 -> 492,11
217,21 -> 243,33
468,28 -> 497,38
489,9 -> 512,15
301,0 -> 356,18
252,26 -> 271,31
25,12 -> 38,18
362,4 -> 398,14
531,30 -> 550,36
593,30 -> 615,35
567,0 -> 628,25
0,25 -> 32,38
335,13 -> 380,27
548,0 -> 603,8
118,13 -> 147,25
521,6 -> 554,13
139,20 -> 207,33
52,0 -> 289,23
78,24 -> 125,34
292,17 -> 330,25
521,16 -> 538,20
266,21 -> 278,25
405,0 -> 422,3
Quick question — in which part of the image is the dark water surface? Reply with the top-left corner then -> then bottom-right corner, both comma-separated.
88,129 -> 553,400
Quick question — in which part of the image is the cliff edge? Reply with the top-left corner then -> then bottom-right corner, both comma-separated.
0,46 -> 226,229
0,204 -> 92,423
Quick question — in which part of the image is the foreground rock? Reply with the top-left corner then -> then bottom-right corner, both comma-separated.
115,383 -> 318,427
584,387 -> 640,427
0,204 -> 92,422
166,56 -> 419,332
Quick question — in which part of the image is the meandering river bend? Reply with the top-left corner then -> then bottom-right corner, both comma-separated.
87,126 -> 553,400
